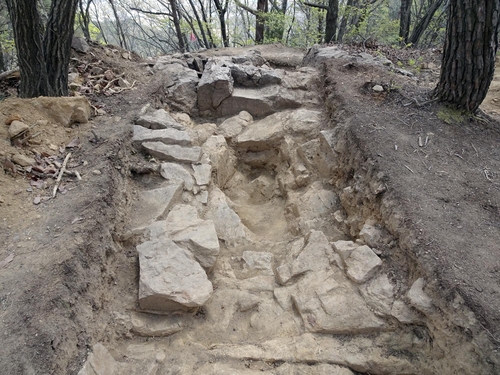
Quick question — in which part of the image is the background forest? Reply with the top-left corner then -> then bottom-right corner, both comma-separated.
0,0 -> 447,68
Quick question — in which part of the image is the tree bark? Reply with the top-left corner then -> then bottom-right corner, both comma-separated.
399,0 -> 412,44
256,0 -> 268,43
408,0 -> 443,47
324,0 -> 338,43
44,0 -> 78,96
435,0 -> 500,112
213,0 -> 229,47
169,0 -> 186,52
337,0 -> 358,42
5,0 -> 52,97
108,0 -> 128,49
79,0 -> 93,40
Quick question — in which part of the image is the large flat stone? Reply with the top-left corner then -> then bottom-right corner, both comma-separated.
130,184 -> 183,231
234,112 -> 287,151
143,142 -> 201,163
136,109 -> 184,130
132,125 -> 192,148
342,245 -> 382,284
130,312 -> 183,337
138,237 -> 213,311
159,163 -> 194,190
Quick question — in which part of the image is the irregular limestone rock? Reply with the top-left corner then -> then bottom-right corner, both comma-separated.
165,204 -> 203,234
391,300 -> 420,324
342,245 -> 382,283
235,112 -> 286,151
202,135 -> 236,188
207,187 -> 249,246
359,223 -> 383,248
170,220 -> 220,269
331,240 -> 359,261
142,142 -> 201,163
194,122 -> 217,145
136,109 -> 184,130
288,181 -> 339,221
78,343 -> 117,375
408,278 -> 433,314
12,154 -> 35,167
229,63 -> 284,87
155,63 -> 199,114
132,125 -> 192,148
31,96 -> 91,126
8,120 -> 29,138
72,37 -> 90,53
130,184 -> 183,231
217,111 -> 253,140
159,163 -> 194,191
198,64 -> 234,112
192,163 -> 211,186
130,312 -> 183,337
276,230 -> 332,285
138,237 -> 213,311
284,108 -> 322,137
360,274 -> 395,315
242,251 -> 273,271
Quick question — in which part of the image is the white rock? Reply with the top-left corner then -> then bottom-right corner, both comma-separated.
407,278 -> 433,314
136,109 -> 184,130
360,274 -> 395,315
234,111 -> 286,151
192,163 -> 212,185
130,184 -> 183,231
196,190 -> 209,204
242,251 -> 273,271
132,125 -> 192,148
332,240 -> 359,260
198,63 -> 234,112
78,343 -> 117,375
359,223 -> 383,247
391,300 -> 419,324
138,237 -> 213,311
165,204 -> 203,233
142,142 -> 201,163
217,111 -> 253,139
202,135 -> 236,188
8,120 -> 29,138
11,154 -> 35,167
284,108 -> 322,137
159,163 -> 194,191
342,245 -> 382,283
372,85 -> 384,92
130,312 -> 183,337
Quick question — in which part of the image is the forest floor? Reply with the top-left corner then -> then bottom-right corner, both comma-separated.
0,42 -> 499,374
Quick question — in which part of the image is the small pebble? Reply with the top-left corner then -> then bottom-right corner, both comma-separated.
372,85 -> 384,92
92,169 -> 102,175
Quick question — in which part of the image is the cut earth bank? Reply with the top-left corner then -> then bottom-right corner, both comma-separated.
0,44 -> 499,375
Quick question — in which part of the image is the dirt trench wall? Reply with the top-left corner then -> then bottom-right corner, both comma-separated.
322,85 -> 499,373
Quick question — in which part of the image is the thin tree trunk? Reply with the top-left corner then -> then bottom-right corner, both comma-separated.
187,0 -> 210,48
92,1 -> 108,43
198,0 -> 215,47
5,0 -> 52,97
169,0 -> 186,52
435,0 -> 500,112
408,0 -> 443,47
213,0 -> 229,47
399,0 -> 411,44
108,0 -> 127,49
256,0 -> 268,43
324,0 -> 338,43
337,0 -> 357,42
44,0 -> 78,96
79,0 -> 93,40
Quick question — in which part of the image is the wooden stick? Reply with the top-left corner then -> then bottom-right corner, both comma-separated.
52,152 -> 72,198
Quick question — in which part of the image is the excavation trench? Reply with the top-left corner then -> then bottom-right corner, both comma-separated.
78,53 -> 495,374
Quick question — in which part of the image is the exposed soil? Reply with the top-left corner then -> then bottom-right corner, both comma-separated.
0,43 -> 499,374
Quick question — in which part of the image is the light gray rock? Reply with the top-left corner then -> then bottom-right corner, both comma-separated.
359,223 -> 383,248
360,274 -> 395,315
302,45 -> 349,66
276,230 -> 331,285
292,269 -> 386,334
276,363 -> 355,375
217,111 -> 253,140
153,56 -> 189,71
284,108 -> 322,136
288,181 -> 339,222
332,240 -> 359,261
196,190 -> 209,204
198,64 -> 233,112
165,204 -> 203,234
130,312 -> 183,337
229,63 -> 284,87
171,220 -> 220,269
9,120 -> 29,138
234,112 -> 286,151
132,125 -> 192,148
138,237 -> 213,311
78,343 -> 117,375
142,142 -> 201,163
155,64 -> 199,114
372,85 -> 384,92
342,245 -> 382,283
202,135 -> 236,188
408,278 -> 433,314
194,122 -> 217,144
391,300 -> 419,324
242,251 -> 273,271
192,163 -> 212,186
72,37 -> 90,53
207,187 -> 249,246
159,163 -> 194,191
136,109 -> 184,130
130,184 -> 183,231
11,153 -> 35,167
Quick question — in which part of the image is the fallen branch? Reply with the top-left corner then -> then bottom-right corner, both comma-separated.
52,152 -> 72,198
0,69 -> 20,81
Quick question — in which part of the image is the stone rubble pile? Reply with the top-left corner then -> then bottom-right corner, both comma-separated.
78,47 -> 447,375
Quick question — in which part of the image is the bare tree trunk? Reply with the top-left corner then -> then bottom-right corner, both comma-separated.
213,0 -> 229,47
324,0 -> 338,43
337,0 -> 358,42
79,0 -> 93,40
169,0 -> 186,52
435,0 -> 500,112
198,0 -> 215,47
256,0 -> 268,43
5,0 -> 52,97
186,0 -> 210,48
44,0 -> 79,96
408,0 -> 443,47
108,0 -> 127,49
399,0 -> 411,44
